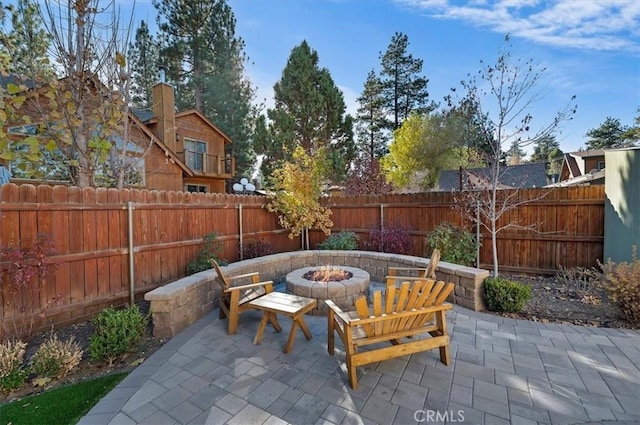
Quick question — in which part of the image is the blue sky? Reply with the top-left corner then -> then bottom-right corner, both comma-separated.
129,1 -> 638,153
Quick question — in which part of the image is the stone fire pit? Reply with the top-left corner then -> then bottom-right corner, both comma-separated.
286,266 -> 370,315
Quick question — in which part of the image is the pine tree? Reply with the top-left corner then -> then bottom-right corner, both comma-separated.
530,134 -> 563,174
355,70 -> 389,159
154,0 -> 257,178
202,13 -> 257,180
585,117 -> 632,150
257,40 -> 354,183
129,20 -> 159,109
0,0 -> 52,79
379,32 -> 434,130
505,140 -> 526,165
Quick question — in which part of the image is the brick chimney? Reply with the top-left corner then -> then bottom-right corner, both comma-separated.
152,66 -> 176,152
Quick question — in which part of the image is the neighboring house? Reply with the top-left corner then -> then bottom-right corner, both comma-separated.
1,75 -> 234,193
132,80 -> 234,193
559,150 -> 605,182
437,162 -> 548,191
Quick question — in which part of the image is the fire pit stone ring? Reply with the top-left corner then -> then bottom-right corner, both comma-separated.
286,266 -> 370,316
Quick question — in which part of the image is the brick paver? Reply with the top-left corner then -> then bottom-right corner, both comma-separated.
79,285 -> 640,425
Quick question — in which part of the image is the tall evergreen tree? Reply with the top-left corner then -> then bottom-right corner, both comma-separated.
129,20 -> 159,109
154,0 -> 220,110
154,0 -> 257,178
505,140 -> 526,165
256,40 -> 354,183
585,116 -> 632,150
0,0 -> 51,79
355,70 -> 389,159
530,134 -> 563,175
202,12 -> 258,180
379,32 -> 433,130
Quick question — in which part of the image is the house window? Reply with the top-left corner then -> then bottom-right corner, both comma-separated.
185,139 -> 207,172
597,161 -> 605,170
186,184 -> 208,193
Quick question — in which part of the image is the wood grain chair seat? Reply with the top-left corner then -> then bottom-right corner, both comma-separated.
326,278 -> 454,389
210,259 -> 276,335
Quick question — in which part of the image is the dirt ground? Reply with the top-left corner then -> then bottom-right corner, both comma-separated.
2,274 -> 636,403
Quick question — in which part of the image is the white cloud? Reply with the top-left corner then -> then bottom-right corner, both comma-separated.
395,0 -> 640,51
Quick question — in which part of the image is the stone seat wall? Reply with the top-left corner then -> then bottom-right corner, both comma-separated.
145,250 -> 490,337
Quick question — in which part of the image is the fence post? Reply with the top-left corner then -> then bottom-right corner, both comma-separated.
476,199 -> 480,268
238,203 -> 244,260
127,201 -> 135,307
380,204 -> 385,252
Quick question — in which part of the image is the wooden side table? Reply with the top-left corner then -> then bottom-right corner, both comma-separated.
248,292 -> 317,353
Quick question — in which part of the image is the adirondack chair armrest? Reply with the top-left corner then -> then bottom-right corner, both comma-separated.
225,280 -> 274,293
228,272 -> 261,281
325,299 -> 353,325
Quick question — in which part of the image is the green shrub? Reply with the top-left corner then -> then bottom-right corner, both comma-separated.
0,340 -> 27,392
0,367 -> 28,392
89,306 -> 147,365
318,231 -> 359,250
32,333 -> 83,379
427,222 -> 478,266
484,277 -> 531,313
187,232 -> 226,274
599,246 -> 640,326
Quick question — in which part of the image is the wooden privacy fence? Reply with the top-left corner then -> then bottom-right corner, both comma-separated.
1,183 -> 604,338
316,186 -> 605,275
0,183 -> 298,339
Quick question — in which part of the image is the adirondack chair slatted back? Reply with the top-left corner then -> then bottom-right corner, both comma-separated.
355,280 -> 454,338
387,249 -> 440,281
211,259 -> 231,291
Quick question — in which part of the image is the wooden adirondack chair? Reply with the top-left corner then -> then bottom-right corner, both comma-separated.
387,248 -> 440,283
211,259 -> 277,335
326,279 -> 454,389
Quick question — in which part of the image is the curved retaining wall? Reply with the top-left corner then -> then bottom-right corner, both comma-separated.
145,250 -> 490,338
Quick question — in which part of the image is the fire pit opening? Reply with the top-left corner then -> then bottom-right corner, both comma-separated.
286,266 -> 370,315
302,266 -> 353,282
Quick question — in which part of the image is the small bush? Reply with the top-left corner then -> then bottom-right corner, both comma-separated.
89,306 -> 147,365
365,222 -> 412,255
318,231 -> 359,250
0,367 -> 28,392
32,333 -> 83,379
187,232 -> 226,274
427,222 -> 478,266
243,239 -> 274,259
599,246 -> 640,326
484,277 -> 531,313
0,340 -> 27,392
556,265 -> 601,303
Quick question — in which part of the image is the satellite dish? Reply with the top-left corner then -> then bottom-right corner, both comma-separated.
232,183 -> 243,192
240,177 -> 248,185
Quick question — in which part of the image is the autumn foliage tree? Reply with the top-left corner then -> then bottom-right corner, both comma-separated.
266,147 -> 333,249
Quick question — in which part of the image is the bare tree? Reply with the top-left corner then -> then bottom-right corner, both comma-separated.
450,36 -> 576,276
40,0 -> 140,188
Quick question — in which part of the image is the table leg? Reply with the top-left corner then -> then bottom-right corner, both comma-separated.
297,315 -> 313,340
284,319 -> 299,354
268,313 -> 282,333
253,312 -> 269,345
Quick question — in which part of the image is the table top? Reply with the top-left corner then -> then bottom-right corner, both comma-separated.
248,291 -> 316,315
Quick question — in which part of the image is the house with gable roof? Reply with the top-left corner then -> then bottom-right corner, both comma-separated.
1,74 -> 235,193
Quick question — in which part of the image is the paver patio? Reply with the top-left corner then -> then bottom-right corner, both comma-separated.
79,282 -> 640,425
